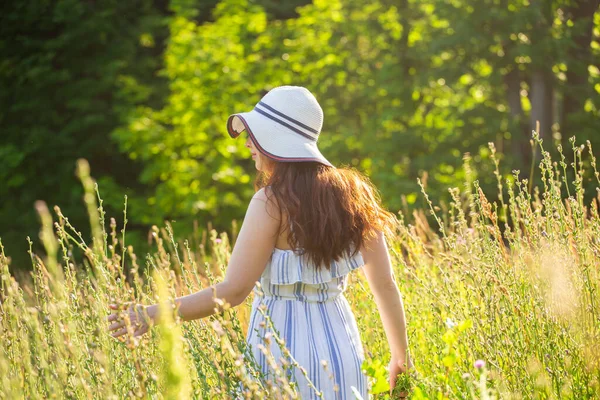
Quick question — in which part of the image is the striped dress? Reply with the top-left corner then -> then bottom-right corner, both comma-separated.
245,246 -> 369,399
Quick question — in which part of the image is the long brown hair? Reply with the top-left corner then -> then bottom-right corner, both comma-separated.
255,159 -> 397,268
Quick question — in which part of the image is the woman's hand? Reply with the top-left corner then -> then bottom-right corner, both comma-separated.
389,356 -> 413,398
107,303 -> 157,339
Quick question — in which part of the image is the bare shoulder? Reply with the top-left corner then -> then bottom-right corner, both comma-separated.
359,230 -> 396,289
251,187 -> 281,221
359,230 -> 387,263
252,187 -> 270,202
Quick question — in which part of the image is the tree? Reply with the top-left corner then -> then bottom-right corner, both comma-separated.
0,0 -> 170,268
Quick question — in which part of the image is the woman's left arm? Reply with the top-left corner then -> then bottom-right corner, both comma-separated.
108,188 -> 279,337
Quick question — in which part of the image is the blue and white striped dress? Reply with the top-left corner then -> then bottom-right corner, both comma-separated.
245,246 -> 369,399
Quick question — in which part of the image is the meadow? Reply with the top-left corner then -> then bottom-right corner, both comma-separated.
1,135 -> 599,399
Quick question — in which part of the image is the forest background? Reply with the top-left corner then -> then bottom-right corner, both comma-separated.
1,0 -> 599,269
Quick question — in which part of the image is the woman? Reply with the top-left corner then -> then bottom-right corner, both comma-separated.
108,86 -> 412,398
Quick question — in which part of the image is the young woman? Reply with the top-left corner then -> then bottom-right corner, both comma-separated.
108,86 -> 412,398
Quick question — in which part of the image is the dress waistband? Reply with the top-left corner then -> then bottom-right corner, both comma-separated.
257,278 -> 348,303
258,293 -> 345,303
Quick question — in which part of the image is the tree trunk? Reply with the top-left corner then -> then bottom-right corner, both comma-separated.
504,65 -> 528,165
529,69 -> 554,138
522,0 -> 555,175
528,0 -> 555,141
506,67 -> 523,121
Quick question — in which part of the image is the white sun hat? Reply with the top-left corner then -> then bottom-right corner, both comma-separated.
226,85 -> 333,167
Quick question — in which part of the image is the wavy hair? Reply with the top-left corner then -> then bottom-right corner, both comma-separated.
254,159 -> 397,269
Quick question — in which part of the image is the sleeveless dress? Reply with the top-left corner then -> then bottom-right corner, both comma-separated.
245,246 -> 369,399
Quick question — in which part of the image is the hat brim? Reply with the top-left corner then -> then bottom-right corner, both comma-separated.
226,111 -> 333,167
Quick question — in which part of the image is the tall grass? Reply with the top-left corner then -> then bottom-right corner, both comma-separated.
1,135 -> 598,399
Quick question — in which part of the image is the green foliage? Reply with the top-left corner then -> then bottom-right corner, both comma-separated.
0,0 -> 170,268
111,0 -> 600,247
2,0 -> 599,271
362,358 -> 391,394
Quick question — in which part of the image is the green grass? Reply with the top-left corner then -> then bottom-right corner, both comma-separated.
1,135 -> 599,399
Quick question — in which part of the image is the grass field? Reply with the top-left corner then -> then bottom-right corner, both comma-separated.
1,136 -> 599,399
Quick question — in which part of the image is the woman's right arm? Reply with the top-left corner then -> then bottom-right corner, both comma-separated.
360,230 -> 412,388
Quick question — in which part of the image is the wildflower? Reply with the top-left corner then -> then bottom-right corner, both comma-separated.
215,238 -> 222,243
445,318 -> 457,329
211,320 -> 224,335
264,332 -> 273,344
474,359 -> 485,369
